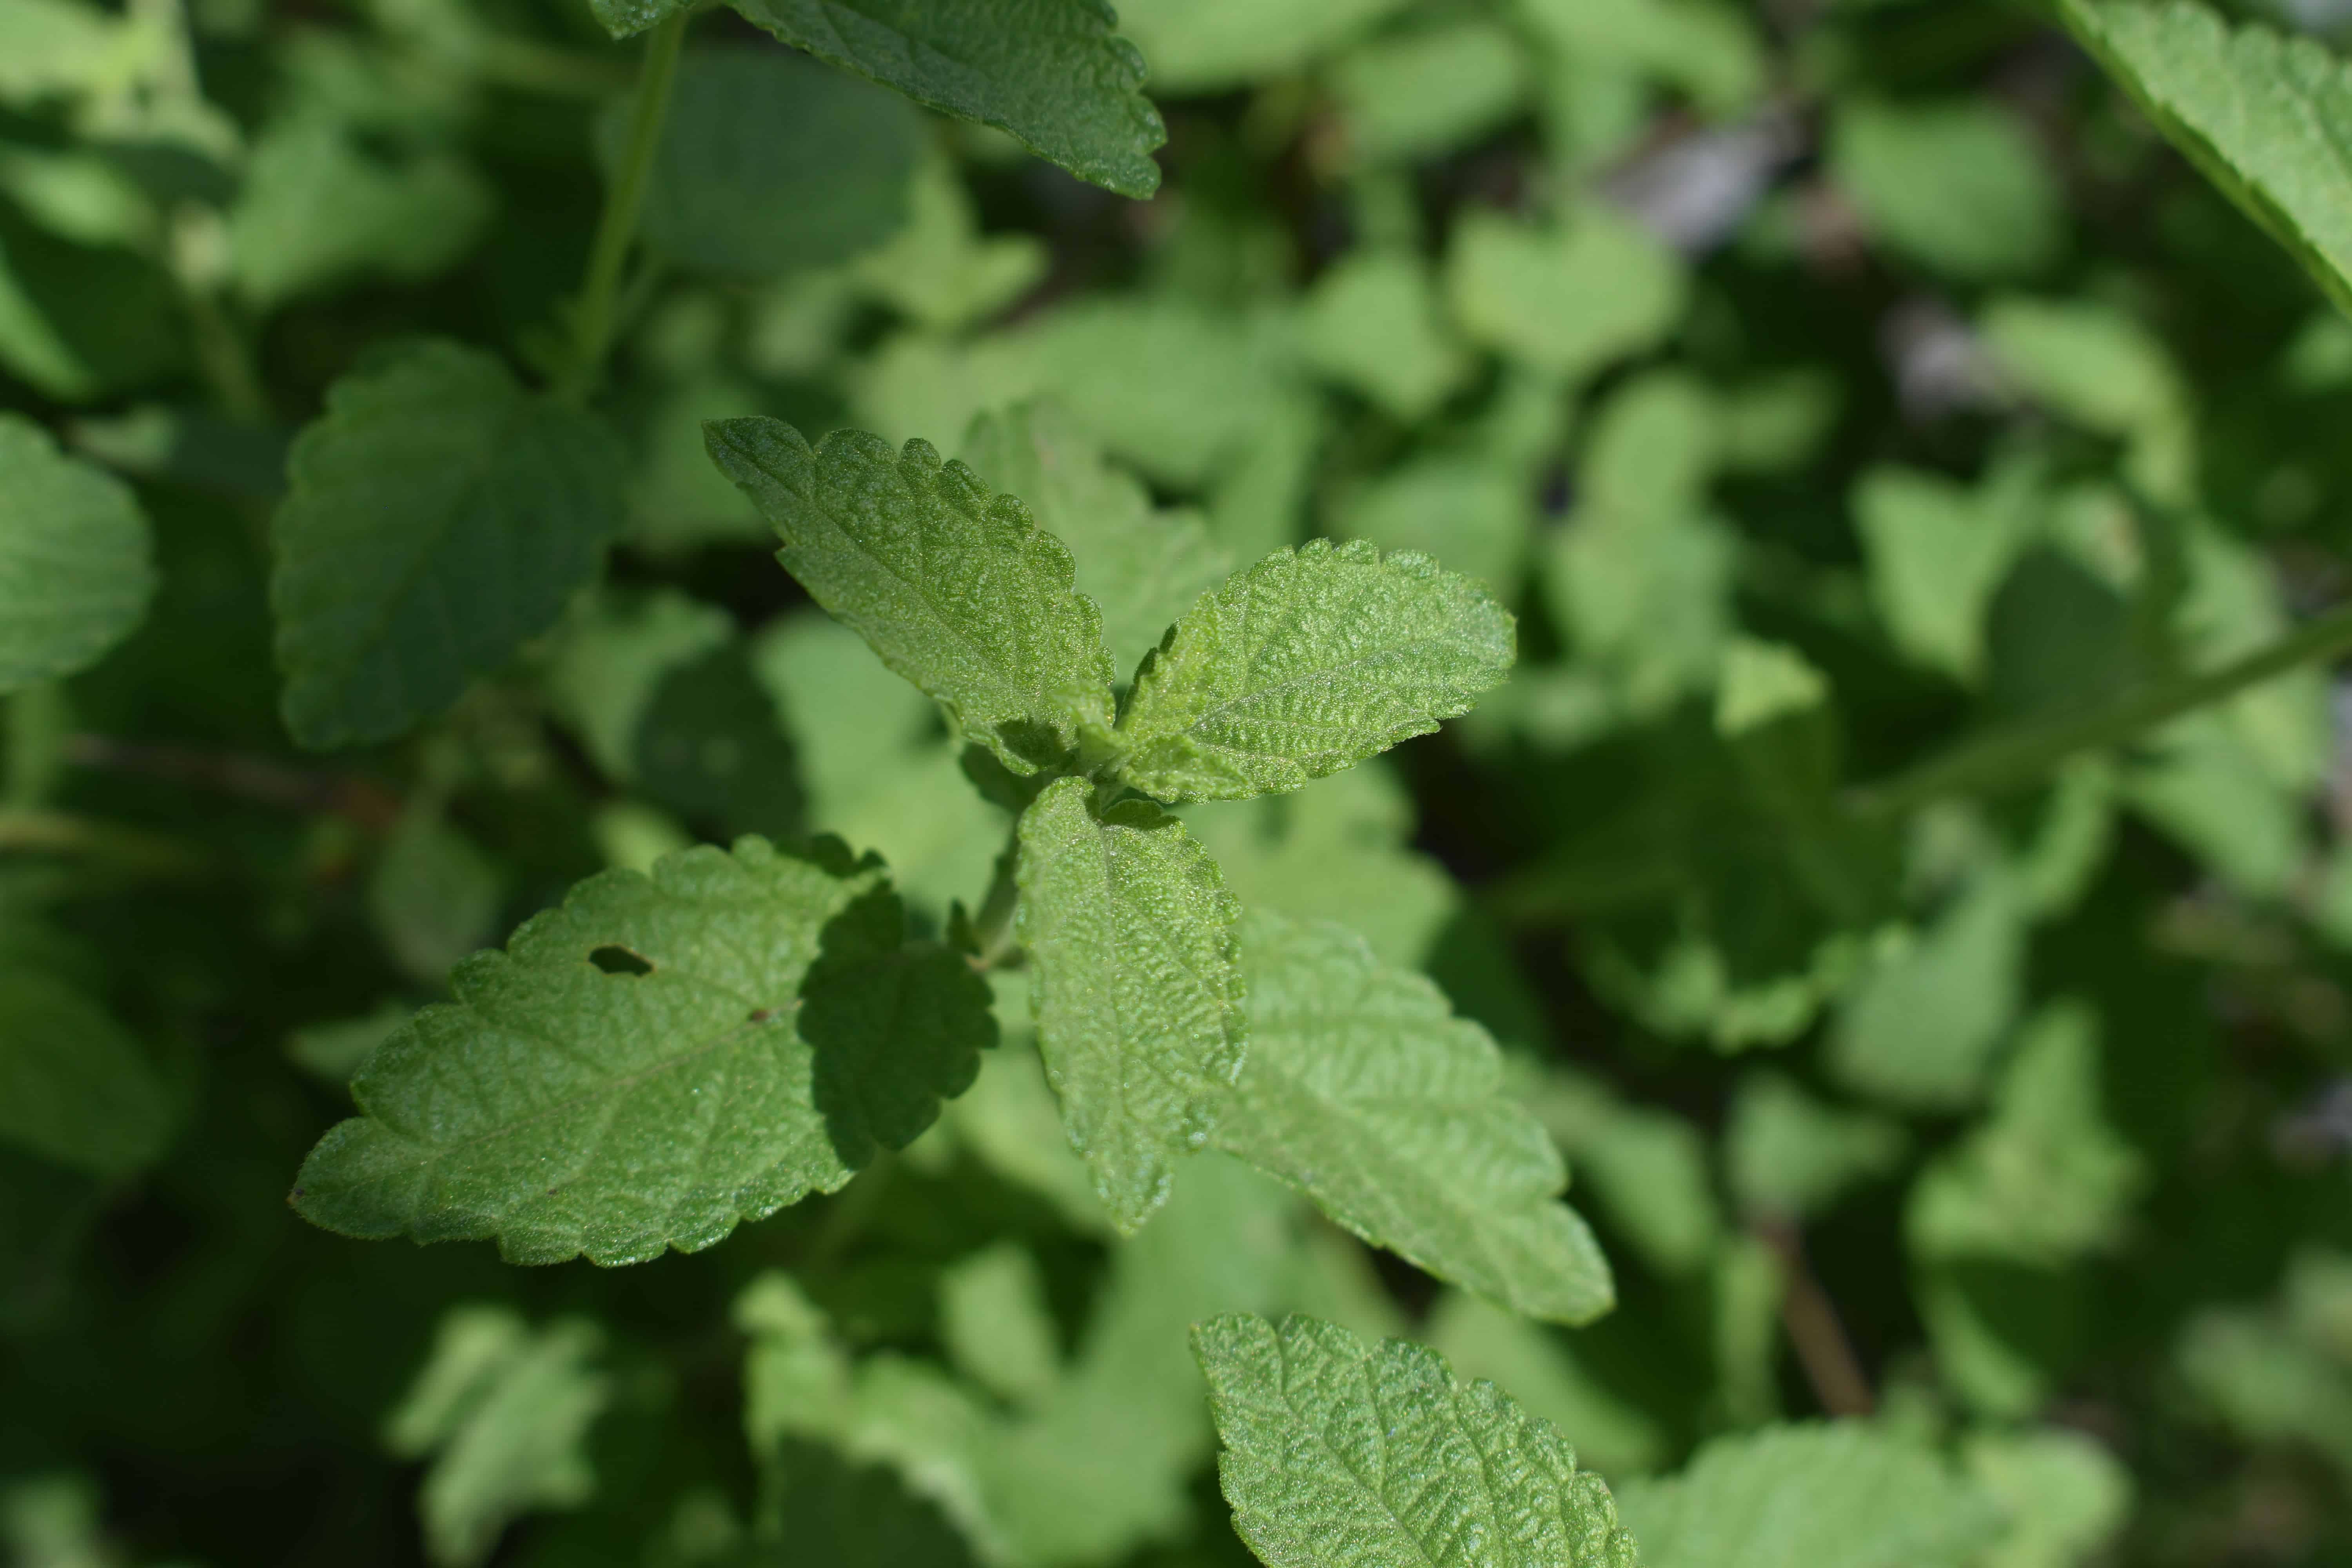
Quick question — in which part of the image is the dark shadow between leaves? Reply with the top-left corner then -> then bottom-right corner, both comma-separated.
632,642 -> 806,843
743,1439 -> 978,1567
799,888 -> 996,1171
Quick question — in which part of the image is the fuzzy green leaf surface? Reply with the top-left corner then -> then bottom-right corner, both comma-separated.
0,413 -> 154,694
706,418 -> 1114,775
1615,1422 -> 2000,1568
724,0 -> 1166,198
1213,912 -> 1613,1324
270,340 -> 625,750
292,837 -> 993,1265
1115,539 -> 1514,803
1192,1313 -> 1639,1568
2061,0 -> 2352,316
1014,777 -> 1243,1232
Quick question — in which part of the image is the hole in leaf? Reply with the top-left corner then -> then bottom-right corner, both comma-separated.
590,946 -> 654,976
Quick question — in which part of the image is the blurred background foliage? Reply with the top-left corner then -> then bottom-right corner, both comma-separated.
11,0 -> 2352,1561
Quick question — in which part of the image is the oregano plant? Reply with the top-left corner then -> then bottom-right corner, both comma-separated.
16,0 -> 2352,1562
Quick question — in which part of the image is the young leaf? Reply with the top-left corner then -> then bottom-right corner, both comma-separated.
1013,777 -> 1243,1233
1115,539 -> 1514,803
2060,0 -> 2352,317
385,1305 -> 610,1568
958,400 -> 1232,679
1191,1313 -> 1639,1568
0,973 -> 174,1178
705,418 -> 1115,775
0,413 -> 155,694
1613,1422 -> 2000,1568
291,836 -> 995,1265
1212,912 -> 1614,1325
725,0 -> 1167,199
271,340 -> 625,750
612,49 -> 923,280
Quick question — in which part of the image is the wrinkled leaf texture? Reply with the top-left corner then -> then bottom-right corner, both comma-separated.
1193,1313 -> 1639,1568
293,836 -> 993,1265
706,417 -> 1115,775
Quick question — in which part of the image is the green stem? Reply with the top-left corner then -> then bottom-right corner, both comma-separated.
181,279 -> 271,425
1848,599 -> 2352,820
556,10 -> 687,405
966,829 -> 1024,971
0,808 -> 211,877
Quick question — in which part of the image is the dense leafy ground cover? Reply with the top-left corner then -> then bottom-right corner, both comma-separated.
12,0 -> 2352,1562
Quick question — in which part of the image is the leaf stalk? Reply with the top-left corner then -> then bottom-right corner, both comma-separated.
1847,597 -> 2352,820
556,9 -> 688,405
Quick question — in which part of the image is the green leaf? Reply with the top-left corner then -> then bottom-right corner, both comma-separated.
544,587 -> 733,784
2059,0 -> 2352,317
369,808 -> 505,987
1425,1291 -> 1670,1479
1978,296 -> 2187,439
757,1440 -> 985,1568
1335,452 -> 1532,597
940,1242 -> 1062,1406
958,400 -> 1232,680
1329,23 -> 1527,167
1541,371 -> 1734,720
385,1305 -> 610,1568
1191,1313 -> 1639,1568
1828,867 -> 2025,1111
0,413 -> 155,693
2178,1250 -> 2352,1471
1828,99 -> 2063,279
611,49 -> 923,279
0,0 -> 131,107
1519,0 -> 1764,118
1615,1422 -> 2000,1568
982,1155 -> 1305,1564
1213,912 -> 1613,1325
1446,207 -> 1686,383
585,0 -> 689,40
705,418 -> 1115,775
227,115 -> 493,310
849,157 -> 1050,333
752,612 -> 1002,919
1853,463 -> 2038,684
1298,250 -> 1475,424
1965,1428 -> 2133,1568
1013,776 -> 1243,1233
270,339 -> 626,750
1724,1071 -> 1906,1224
286,1002 -> 409,1087
1187,763 -> 1458,970
291,836 -> 995,1265
938,977 -> 1114,1234
725,0 -> 1167,200
1114,539 -> 1514,803
1530,1068 -> 1720,1280
1907,999 -> 2143,1267
0,972 -> 174,1178
1113,0 -> 1409,93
